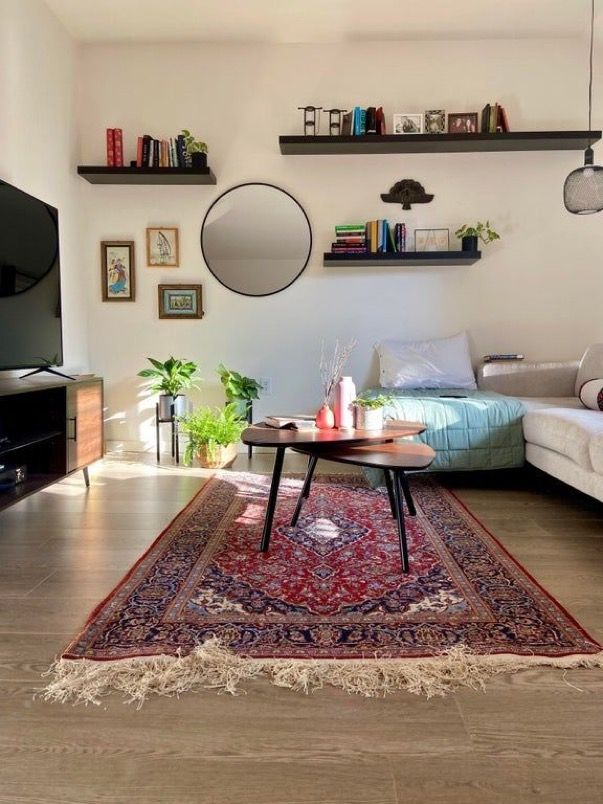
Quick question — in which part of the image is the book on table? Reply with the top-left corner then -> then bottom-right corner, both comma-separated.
263,416 -> 316,430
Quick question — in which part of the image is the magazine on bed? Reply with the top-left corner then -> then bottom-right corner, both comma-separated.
263,415 -> 316,430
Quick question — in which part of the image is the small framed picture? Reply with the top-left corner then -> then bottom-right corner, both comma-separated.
158,284 -> 203,319
101,241 -> 135,301
424,110 -> 446,134
415,229 -> 450,252
392,113 -> 424,135
146,226 -> 179,267
448,113 -> 479,134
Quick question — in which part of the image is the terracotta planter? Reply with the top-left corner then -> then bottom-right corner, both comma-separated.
196,442 -> 237,469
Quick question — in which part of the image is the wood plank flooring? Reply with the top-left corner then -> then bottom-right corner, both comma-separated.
0,453 -> 602,804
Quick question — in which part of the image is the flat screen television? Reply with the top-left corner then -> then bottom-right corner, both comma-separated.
0,179 -> 63,371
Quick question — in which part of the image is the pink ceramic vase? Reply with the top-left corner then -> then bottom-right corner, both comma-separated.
315,404 -> 335,430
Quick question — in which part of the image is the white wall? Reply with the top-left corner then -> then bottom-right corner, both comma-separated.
77,40 -> 603,450
0,0 -> 88,373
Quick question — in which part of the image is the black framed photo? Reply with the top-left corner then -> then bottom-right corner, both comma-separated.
448,113 -> 479,134
158,284 -> 203,319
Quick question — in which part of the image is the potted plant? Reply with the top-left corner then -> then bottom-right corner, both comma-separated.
352,394 -> 392,430
455,221 -> 500,252
179,403 -> 246,468
138,356 -> 200,420
181,129 -> 208,168
217,364 -> 261,420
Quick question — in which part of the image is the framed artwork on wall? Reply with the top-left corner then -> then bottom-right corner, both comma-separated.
146,226 -> 180,267
414,229 -> 450,252
158,284 -> 203,319
101,241 -> 135,301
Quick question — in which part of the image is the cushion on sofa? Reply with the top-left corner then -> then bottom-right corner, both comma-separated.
377,332 -> 476,390
575,344 -> 603,396
522,408 -> 603,471
579,379 -> 603,411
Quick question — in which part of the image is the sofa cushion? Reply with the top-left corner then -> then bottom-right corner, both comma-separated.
522,408 -> 603,471
576,343 -> 603,396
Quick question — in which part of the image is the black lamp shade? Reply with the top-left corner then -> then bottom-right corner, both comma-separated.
563,147 -> 603,214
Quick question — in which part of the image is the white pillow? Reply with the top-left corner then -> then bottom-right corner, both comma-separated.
377,332 -> 477,390
579,379 -> 603,411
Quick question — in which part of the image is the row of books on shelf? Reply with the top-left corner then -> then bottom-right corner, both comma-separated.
481,103 -> 510,133
331,222 -> 407,254
342,107 -> 387,135
106,129 -> 192,168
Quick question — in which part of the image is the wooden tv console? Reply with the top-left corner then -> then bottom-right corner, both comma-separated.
0,375 -> 103,511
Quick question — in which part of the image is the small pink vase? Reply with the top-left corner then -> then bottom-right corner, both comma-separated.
315,404 -> 335,430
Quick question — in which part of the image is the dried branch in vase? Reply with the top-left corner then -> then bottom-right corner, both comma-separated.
319,339 -> 357,405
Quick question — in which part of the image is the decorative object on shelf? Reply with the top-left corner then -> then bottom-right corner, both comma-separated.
178,403 -> 246,468
146,226 -> 179,267
180,129 -> 208,168
424,110 -> 446,134
564,0 -> 603,214
448,113 -> 478,134
201,182 -> 312,297
455,221 -> 500,251
323,108 -> 347,135
298,105 -> 322,135
100,241 -> 135,302
392,113 -> 424,134
415,229 -> 450,252
352,394 -> 392,430
381,179 -> 434,210
317,339 -> 356,429
158,284 -> 203,319
334,375 -> 356,429
137,356 -> 200,420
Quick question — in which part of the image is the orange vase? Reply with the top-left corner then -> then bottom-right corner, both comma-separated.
315,404 -> 335,430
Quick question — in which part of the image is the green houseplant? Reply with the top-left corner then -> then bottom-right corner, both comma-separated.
181,129 -> 208,168
138,356 -> 200,419
352,394 -> 392,430
217,364 -> 261,419
179,403 -> 246,468
455,221 -> 500,252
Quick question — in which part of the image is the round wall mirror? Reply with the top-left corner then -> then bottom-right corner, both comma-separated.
200,182 -> 312,297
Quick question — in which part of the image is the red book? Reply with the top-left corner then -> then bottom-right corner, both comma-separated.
113,128 -> 124,167
136,136 -> 143,168
106,128 -> 115,166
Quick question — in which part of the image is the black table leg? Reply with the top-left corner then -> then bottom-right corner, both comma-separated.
393,470 -> 409,573
384,470 -> 397,519
260,447 -> 286,552
291,454 -> 318,526
400,471 -> 417,516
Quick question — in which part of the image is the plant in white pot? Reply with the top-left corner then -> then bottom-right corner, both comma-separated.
138,356 -> 200,420
352,394 -> 392,430
179,403 -> 246,468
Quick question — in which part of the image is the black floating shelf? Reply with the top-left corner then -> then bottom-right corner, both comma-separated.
280,131 -> 601,155
77,166 -> 217,185
324,251 -> 481,267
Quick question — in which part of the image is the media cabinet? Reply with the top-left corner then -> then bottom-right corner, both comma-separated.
0,376 -> 103,511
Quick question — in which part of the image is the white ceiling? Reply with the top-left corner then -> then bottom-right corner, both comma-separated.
44,0 -> 599,44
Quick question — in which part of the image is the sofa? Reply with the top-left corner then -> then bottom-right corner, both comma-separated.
477,344 -> 603,503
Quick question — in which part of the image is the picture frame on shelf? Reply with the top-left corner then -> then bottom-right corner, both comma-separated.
414,229 -> 450,252
448,113 -> 479,134
158,284 -> 203,319
146,226 -> 180,267
424,110 -> 446,134
100,241 -> 135,302
392,113 -> 424,135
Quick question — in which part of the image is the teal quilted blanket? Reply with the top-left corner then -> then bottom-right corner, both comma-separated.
361,388 -> 525,479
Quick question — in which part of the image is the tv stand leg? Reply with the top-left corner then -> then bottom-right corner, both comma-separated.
82,466 -> 90,488
20,366 -> 76,381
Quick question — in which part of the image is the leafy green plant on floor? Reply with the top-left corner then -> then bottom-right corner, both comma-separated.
178,403 -> 246,465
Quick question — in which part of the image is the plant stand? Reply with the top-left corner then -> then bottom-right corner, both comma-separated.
155,402 -> 180,464
246,401 -> 253,459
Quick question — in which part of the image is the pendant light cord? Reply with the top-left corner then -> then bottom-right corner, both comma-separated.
589,0 -> 595,133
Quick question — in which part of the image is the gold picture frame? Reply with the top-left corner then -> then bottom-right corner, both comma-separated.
146,227 -> 180,267
158,284 -> 203,319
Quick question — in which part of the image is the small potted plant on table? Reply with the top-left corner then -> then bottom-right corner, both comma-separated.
455,221 -> 500,252
138,356 -> 200,420
181,129 -> 208,168
179,403 -> 246,468
352,394 -> 392,430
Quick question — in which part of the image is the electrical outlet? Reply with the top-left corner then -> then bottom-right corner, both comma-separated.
259,377 -> 273,396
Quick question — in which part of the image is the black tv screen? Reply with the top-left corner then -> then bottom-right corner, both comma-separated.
0,179 -> 63,370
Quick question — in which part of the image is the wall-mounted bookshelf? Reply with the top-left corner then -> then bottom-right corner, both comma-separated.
280,131 -> 601,155
77,166 -> 217,185
324,251 -> 481,267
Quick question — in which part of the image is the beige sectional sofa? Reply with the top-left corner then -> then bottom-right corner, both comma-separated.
478,345 -> 603,503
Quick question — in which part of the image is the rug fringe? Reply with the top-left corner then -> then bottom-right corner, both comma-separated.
38,639 -> 603,707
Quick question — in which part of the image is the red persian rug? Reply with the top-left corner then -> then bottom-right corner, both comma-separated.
42,472 -> 603,704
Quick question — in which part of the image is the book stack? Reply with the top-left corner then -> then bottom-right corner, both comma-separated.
480,104 -> 510,133
105,128 -> 124,166
341,107 -> 386,136
330,221 -> 407,254
135,134 -> 191,168
331,224 -> 367,254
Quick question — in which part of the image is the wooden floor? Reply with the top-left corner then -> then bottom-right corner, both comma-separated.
1,452 -> 602,804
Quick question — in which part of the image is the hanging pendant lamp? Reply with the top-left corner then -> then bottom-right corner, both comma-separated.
563,0 -> 603,214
